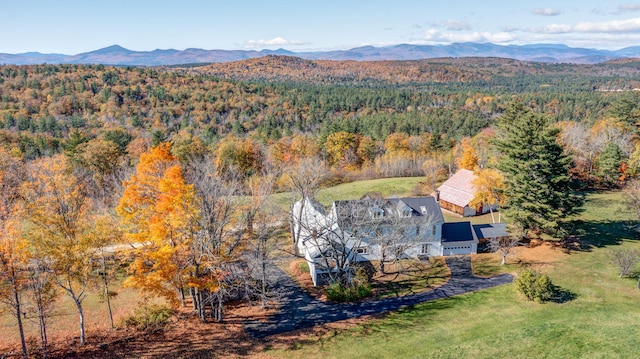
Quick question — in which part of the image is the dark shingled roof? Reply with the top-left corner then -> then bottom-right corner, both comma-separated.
388,197 -> 445,223
472,223 -> 509,239
334,196 -> 444,228
441,222 -> 475,242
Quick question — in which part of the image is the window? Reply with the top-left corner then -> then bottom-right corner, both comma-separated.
401,209 -> 411,217
395,245 -> 406,257
421,244 -> 429,254
356,247 -> 368,254
431,225 -> 436,235
416,226 -> 420,235
420,206 -> 428,214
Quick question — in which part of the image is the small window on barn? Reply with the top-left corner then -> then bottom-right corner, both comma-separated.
421,244 -> 429,254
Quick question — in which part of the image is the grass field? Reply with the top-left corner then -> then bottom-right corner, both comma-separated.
267,190 -> 640,358
0,277 -> 159,351
267,176 -> 424,210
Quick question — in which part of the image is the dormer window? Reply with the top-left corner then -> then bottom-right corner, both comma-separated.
420,206 -> 428,214
370,207 -> 384,219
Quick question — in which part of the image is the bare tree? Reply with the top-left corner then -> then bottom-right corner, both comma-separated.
625,179 -> 640,228
488,236 -> 521,265
284,157 -> 327,251
26,261 -> 57,359
244,173 -> 279,308
610,248 -> 640,278
184,156 -> 240,322
295,199 -> 370,286
369,201 -> 442,274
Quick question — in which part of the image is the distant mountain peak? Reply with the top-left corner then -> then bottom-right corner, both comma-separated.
2,42 -> 640,66
84,45 -> 133,55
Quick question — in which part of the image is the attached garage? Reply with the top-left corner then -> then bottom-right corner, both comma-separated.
442,244 -> 475,256
440,221 -> 478,256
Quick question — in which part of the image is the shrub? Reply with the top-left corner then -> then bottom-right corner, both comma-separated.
122,303 -> 174,332
325,281 -> 372,302
514,269 -> 555,302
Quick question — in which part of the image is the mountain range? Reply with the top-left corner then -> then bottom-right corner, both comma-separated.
2,43 -> 640,66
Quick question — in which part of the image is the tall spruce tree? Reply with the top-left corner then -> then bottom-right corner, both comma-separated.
493,102 -> 576,236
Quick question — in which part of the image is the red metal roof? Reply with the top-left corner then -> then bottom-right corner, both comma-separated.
437,169 -> 477,208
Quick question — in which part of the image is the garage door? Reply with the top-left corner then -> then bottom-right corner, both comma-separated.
443,245 -> 472,256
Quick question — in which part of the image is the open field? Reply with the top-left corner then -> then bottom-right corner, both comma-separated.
268,177 -> 424,211
265,190 -> 640,358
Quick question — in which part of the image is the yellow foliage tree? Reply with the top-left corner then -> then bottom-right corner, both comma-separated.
470,168 -> 506,223
457,137 -> 479,171
22,155 -> 94,345
0,149 -> 29,358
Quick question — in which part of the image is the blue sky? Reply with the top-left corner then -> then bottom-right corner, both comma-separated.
3,0 -> 640,54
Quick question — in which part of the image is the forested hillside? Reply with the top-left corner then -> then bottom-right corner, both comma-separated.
0,56 -> 637,163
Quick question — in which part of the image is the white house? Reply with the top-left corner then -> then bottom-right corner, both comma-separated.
292,196 -> 480,286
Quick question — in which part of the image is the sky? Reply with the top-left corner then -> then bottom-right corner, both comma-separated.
3,0 -> 640,54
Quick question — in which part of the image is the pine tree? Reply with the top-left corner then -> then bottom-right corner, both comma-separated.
493,102 -> 577,236
596,142 -> 625,186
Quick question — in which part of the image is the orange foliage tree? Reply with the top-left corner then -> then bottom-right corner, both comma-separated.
117,143 -> 198,307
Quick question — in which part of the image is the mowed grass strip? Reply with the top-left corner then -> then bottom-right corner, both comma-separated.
267,190 -> 640,358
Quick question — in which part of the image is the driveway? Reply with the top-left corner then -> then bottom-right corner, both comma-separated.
244,256 -> 513,338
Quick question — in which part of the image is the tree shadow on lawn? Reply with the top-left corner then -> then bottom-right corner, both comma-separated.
370,260 -> 449,299
551,285 -> 578,304
563,219 -> 640,251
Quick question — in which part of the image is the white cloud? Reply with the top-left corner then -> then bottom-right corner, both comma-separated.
616,3 -> 640,14
533,23 -> 573,34
531,17 -> 640,34
244,37 -> 307,48
424,29 -> 514,43
532,8 -> 562,16
441,20 -> 471,31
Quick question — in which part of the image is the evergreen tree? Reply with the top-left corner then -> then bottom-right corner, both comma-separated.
596,142 -> 625,186
493,102 -> 577,236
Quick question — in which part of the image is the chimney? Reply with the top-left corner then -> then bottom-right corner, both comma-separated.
434,190 -> 440,202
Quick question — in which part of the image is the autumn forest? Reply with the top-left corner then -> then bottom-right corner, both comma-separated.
2,55 -> 640,357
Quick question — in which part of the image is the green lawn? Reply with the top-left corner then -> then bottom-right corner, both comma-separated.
266,190 -> 640,358
268,176 -> 424,210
